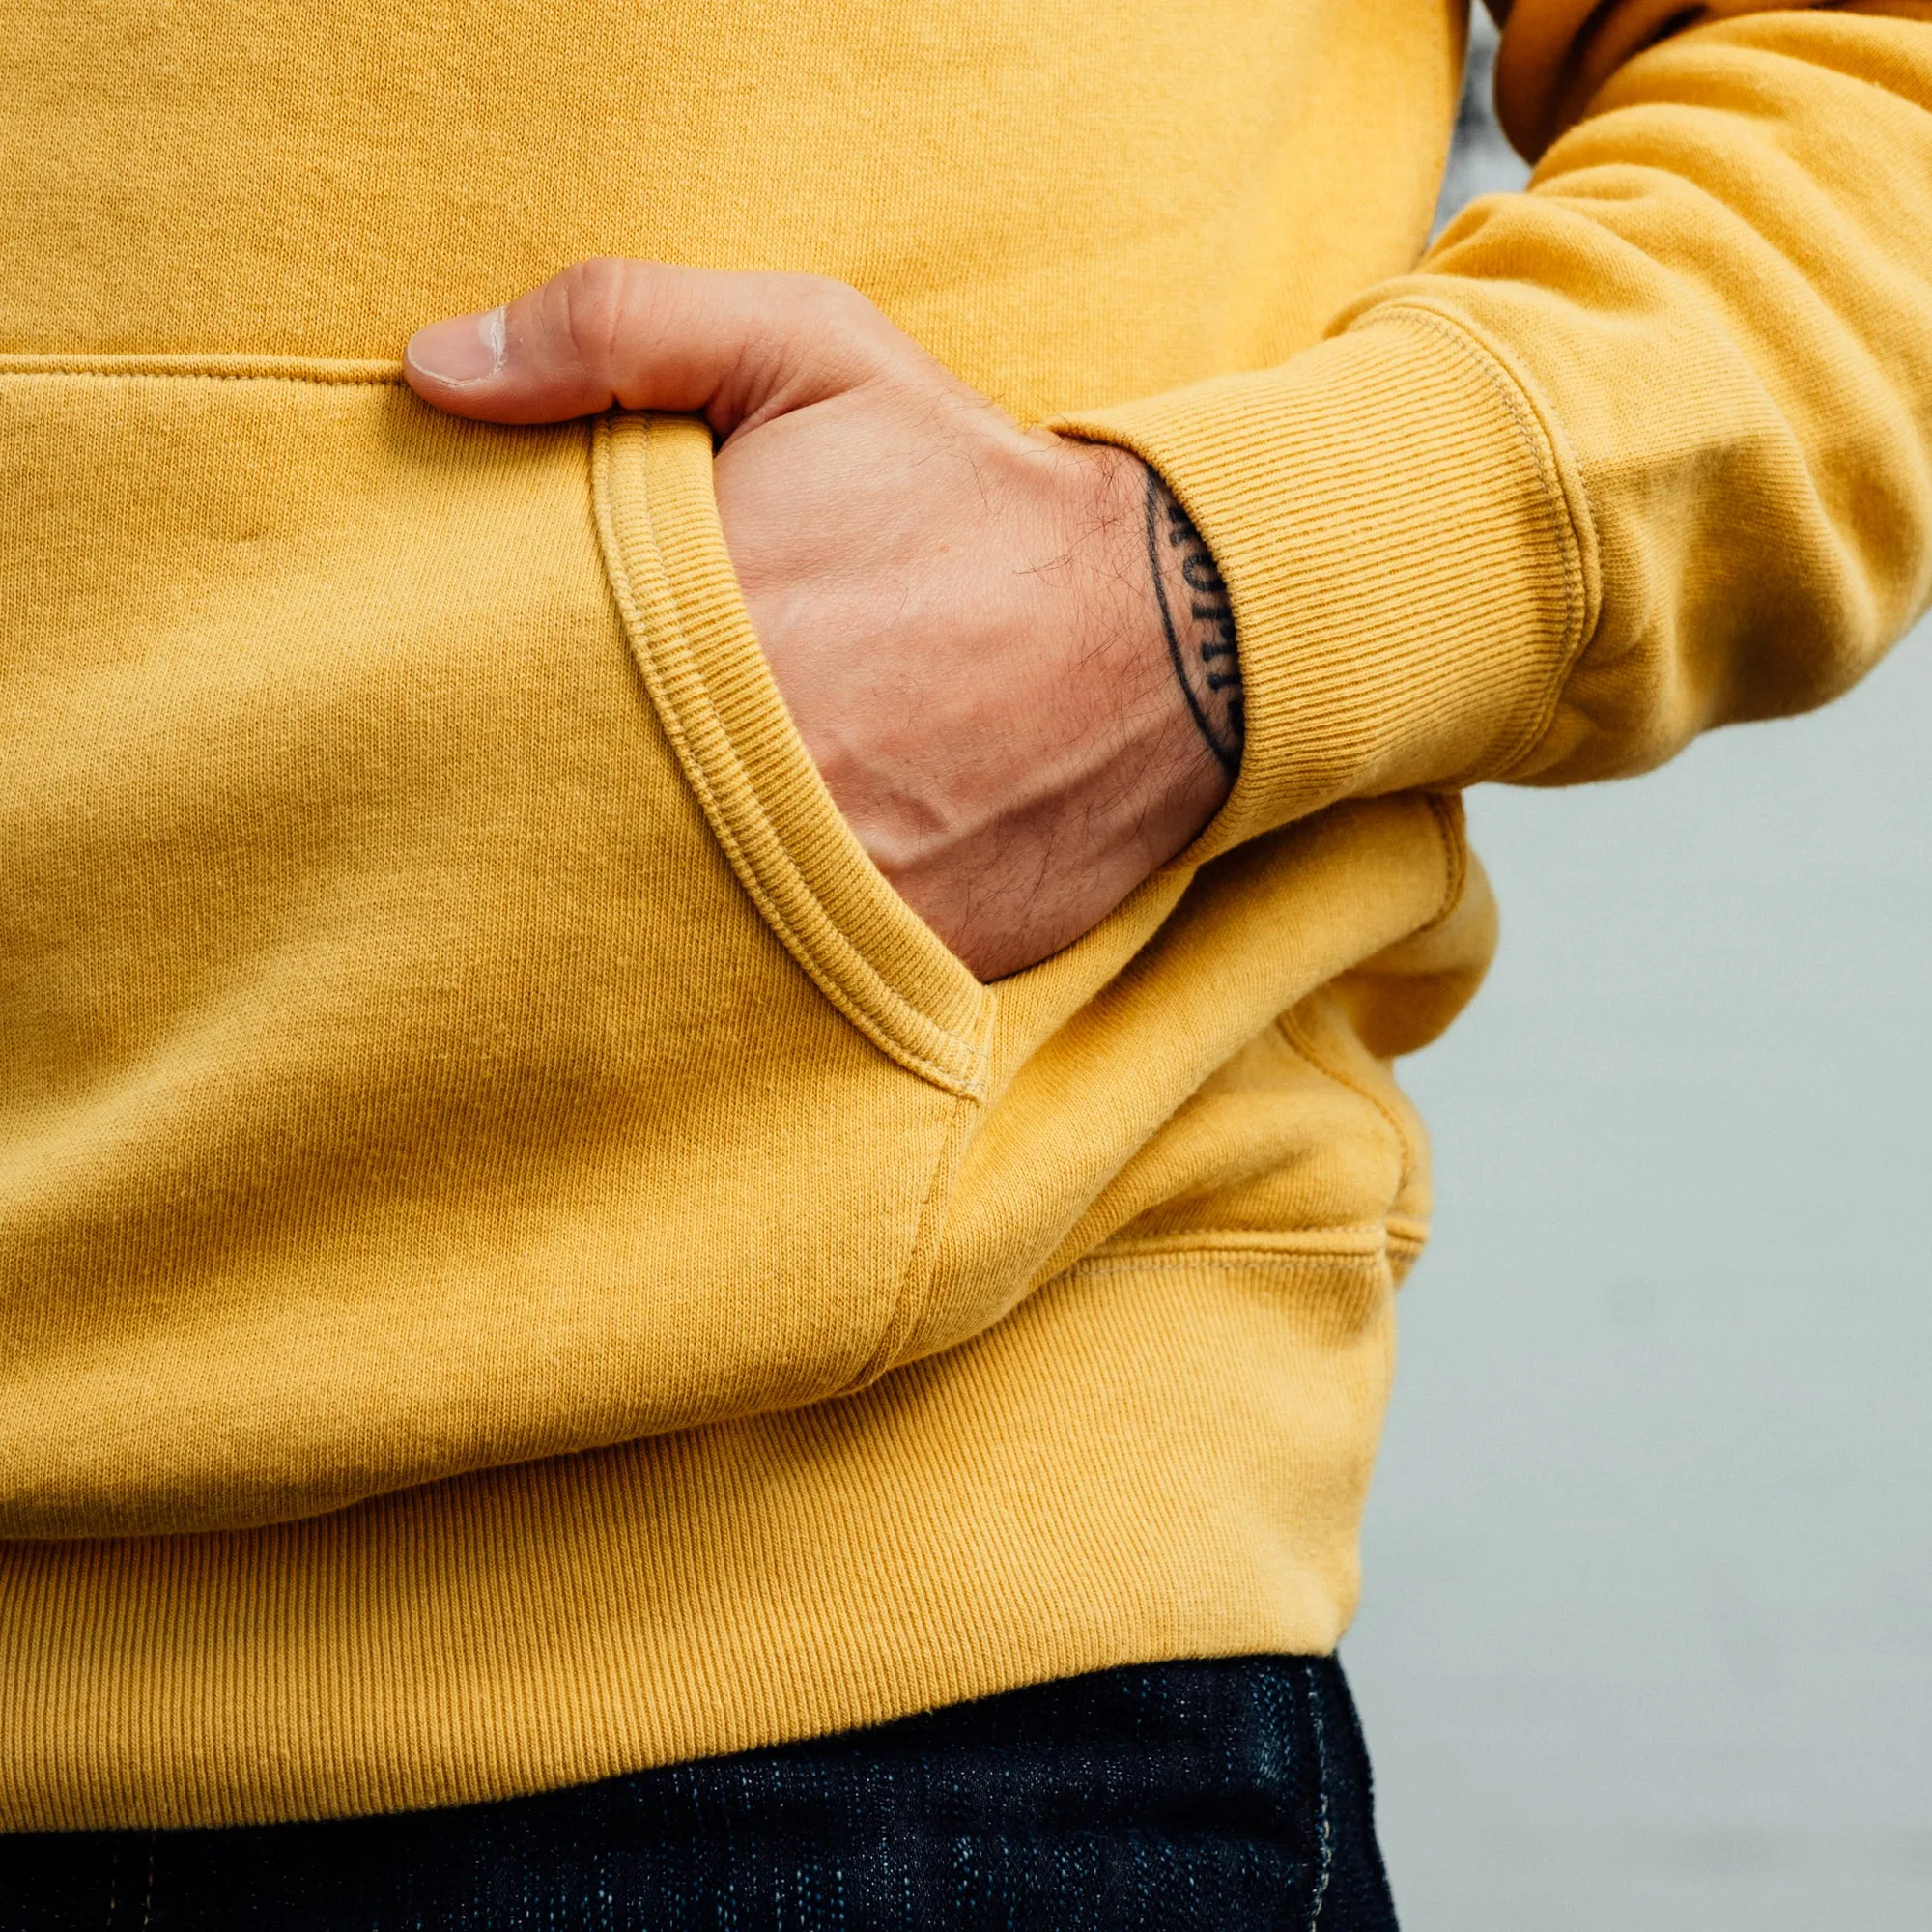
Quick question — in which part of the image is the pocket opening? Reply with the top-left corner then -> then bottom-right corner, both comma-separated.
593,412 -> 991,1098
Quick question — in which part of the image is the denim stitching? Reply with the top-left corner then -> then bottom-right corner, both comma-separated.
1304,1663 -> 1334,1929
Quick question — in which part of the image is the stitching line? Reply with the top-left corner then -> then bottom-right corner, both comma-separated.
1088,1222 -> 1387,1255
0,355 -> 402,385
1305,1662 -> 1334,1929
847,1057 -> 988,1388
1416,791 -> 1470,935
1069,1216 -> 1430,1274
1274,1011 -> 1421,1205
1069,1248 -> 1393,1277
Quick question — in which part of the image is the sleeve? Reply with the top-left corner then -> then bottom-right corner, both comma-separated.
1054,2 -> 1932,860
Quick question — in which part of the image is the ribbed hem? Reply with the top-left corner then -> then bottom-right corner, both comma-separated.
1053,309 -> 1594,863
0,1250 -> 1395,1831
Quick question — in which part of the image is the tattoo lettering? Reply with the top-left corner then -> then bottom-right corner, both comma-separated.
1145,470 -> 1243,778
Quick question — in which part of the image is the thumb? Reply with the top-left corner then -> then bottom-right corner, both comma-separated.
403,259 -> 902,434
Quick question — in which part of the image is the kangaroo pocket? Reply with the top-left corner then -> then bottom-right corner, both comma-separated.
0,363 -> 983,1539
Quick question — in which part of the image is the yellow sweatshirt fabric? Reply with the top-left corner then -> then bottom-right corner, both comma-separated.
3,0 -> 1929,1830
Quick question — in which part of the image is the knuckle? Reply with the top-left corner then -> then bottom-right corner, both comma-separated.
782,275 -> 905,387
781,272 -> 880,335
819,276 -> 881,330
550,257 -> 648,374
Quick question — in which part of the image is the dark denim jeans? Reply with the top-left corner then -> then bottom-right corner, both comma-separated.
1,1654 -> 1398,1930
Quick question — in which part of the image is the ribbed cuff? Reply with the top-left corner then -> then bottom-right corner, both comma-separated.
1053,308 -> 1594,862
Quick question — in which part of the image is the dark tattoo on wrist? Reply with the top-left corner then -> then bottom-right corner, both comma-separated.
1145,470 -> 1243,779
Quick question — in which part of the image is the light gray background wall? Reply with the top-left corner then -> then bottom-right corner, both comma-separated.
1341,15 -> 1932,1928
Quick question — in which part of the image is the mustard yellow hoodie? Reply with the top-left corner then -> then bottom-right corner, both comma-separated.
3,0 -> 1930,1828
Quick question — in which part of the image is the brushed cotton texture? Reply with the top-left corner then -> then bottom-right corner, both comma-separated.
3,0 -> 1930,1829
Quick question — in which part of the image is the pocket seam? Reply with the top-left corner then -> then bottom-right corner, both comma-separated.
0,354 -> 403,384
592,412 -> 991,1099
1078,1225 -> 1409,1269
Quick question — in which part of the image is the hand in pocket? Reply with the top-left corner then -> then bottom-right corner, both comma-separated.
407,262 -> 1240,979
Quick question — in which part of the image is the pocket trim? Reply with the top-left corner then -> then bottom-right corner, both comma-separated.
594,412 -> 991,1098
0,353 -> 402,384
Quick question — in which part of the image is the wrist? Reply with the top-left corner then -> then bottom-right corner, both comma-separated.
1055,440 -> 1241,865
1142,465 -> 1244,787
